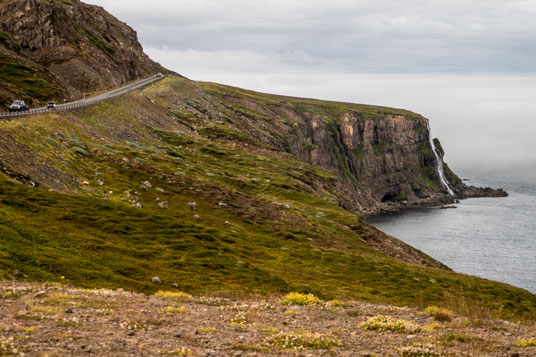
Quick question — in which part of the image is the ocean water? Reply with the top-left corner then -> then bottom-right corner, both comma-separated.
367,168 -> 536,293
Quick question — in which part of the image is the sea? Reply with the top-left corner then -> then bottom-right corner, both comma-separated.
367,167 -> 536,294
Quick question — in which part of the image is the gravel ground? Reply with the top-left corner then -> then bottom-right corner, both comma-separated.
0,281 -> 534,356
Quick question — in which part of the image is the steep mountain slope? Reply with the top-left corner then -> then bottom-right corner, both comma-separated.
0,0 -> 167,109
0,76 -> 533,320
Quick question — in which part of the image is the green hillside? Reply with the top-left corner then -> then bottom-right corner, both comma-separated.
0,76 -> 534,321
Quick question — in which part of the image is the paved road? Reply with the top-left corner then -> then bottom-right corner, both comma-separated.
0,74 -> 165,119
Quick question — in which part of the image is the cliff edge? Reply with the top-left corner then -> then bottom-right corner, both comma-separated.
195,83 -> 507,214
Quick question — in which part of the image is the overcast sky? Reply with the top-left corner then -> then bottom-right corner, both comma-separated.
86,0 -> 536,174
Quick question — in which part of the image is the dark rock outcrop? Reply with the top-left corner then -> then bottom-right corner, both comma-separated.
288,112 -> 441,212
0,0 -> 167,108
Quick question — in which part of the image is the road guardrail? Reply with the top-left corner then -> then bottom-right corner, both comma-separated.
0,74 -> 165,119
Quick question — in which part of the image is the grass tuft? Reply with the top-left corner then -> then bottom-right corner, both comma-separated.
196,327 -> 216,334
269,329 -> 341,350
154,290 -> 191,300
396,343 -> 443,357
280,292 -> 321,306
360,315 -> 421,334
328,299 -> 350,308
425,305 -> 452,322
517,338 -> 536,347
159,306 -> 186,313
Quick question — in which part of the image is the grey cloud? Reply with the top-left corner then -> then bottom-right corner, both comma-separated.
87,0 -> 536,73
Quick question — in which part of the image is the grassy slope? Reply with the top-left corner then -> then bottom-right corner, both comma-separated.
197,81 -> 424,122
0,76 -> 534,320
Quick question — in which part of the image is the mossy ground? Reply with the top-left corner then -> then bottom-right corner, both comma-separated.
0,76 -> 534,321
197,81 -> 424,122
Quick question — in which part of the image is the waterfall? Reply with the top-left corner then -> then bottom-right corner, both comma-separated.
426,120 -> 456,197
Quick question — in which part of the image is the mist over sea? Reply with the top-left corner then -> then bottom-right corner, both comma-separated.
367,167 -> 536,293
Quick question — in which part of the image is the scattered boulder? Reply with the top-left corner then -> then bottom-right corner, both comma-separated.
188,202 -> 197,210
151,276 -> 161,284
193,214 -> 200,219
34,290 -> 47,298
224,221 -> 230,225
218,202 -> 227,207
158,201 -> 168,209
142,181 -> 152,188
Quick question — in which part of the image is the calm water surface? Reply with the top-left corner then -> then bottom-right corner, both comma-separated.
367,169 -> 536,293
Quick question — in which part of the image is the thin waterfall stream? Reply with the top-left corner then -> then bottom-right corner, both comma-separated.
427,121 -> 456,196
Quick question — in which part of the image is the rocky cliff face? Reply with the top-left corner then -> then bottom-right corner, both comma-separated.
0,0 -> 166,108
288,112 -> 436,209
193,83 -> 506,214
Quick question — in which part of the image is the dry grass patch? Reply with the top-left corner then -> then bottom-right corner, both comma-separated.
42,293 -> 116,309
396,343 -> 443,357
269,329 -> 341,350
260,327 -> 278,335
154,290 -> 191,300
360,315 -> 421,334
517,338 -> 536,347
421,323 -> 443,332
328,300 -> 350,307
159,306 -> 186,313
13,327 -> 36,334
425,305 -> 452,322
232,344 -> 268,352
328,299 -> 350,308
43,293 -> 83,305
196,327 -> 216,334
280,292 -> 321,306
28,306 -> 62,314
